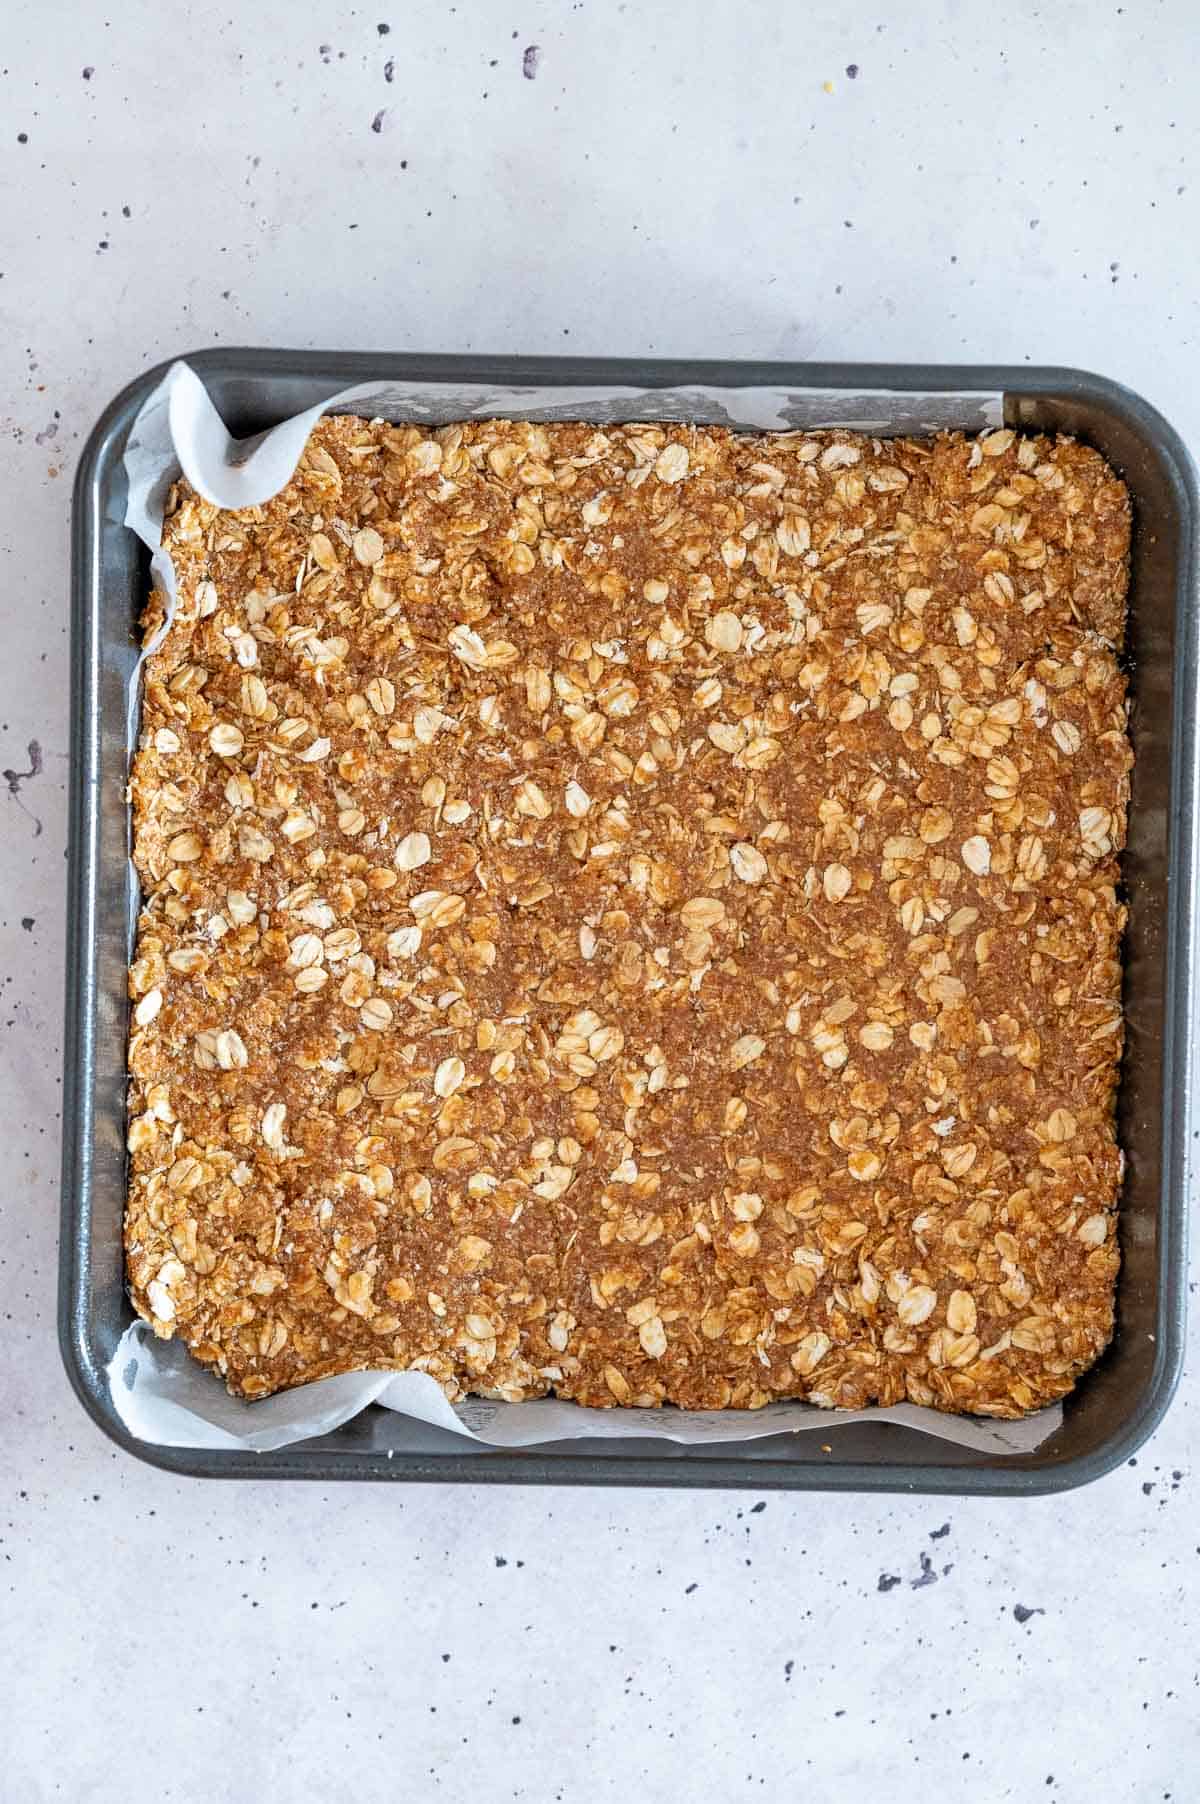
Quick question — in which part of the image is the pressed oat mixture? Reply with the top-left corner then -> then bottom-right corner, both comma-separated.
125,417 -> 1131,1416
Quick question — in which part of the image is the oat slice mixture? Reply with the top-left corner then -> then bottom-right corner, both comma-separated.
126,418 -> 1130,1416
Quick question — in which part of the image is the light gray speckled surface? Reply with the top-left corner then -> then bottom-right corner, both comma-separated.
1,3 -> 1197,1799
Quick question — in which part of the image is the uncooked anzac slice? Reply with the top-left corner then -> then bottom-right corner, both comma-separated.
125,416 -> 1131,1416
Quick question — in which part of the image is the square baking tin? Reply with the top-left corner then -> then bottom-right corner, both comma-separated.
61,353 -> 1196,1490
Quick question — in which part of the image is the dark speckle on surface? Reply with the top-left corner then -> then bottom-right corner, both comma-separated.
384,58 -> 395,82
17,132 -> 28,144
877,1573 -> 901,1593
910,1553 -> 938,1590
82,65 -> 95,79
494,1555 -> 507,1568
930,1522 -> 951,1540
20,916 -> 33,932
845,62 -> 859,78
4,738 -> 43,835
523,43 -> 541,79
371,109 -> 388,133
1014,1604 -> 1045,1625
377,20 -> 391,33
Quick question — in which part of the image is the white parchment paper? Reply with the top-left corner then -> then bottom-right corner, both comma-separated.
110,360 -> 1056,1458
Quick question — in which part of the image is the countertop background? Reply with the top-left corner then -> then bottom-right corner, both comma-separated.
2,2 -> 1197,1798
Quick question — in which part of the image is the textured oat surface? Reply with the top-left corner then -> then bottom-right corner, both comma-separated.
125,417 -> 1131,1414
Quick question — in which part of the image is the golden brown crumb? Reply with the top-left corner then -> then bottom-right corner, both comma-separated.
125,417 -> 1130,1416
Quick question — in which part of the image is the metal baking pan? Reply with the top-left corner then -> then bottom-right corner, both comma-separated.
61,352 -> 1196,1491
